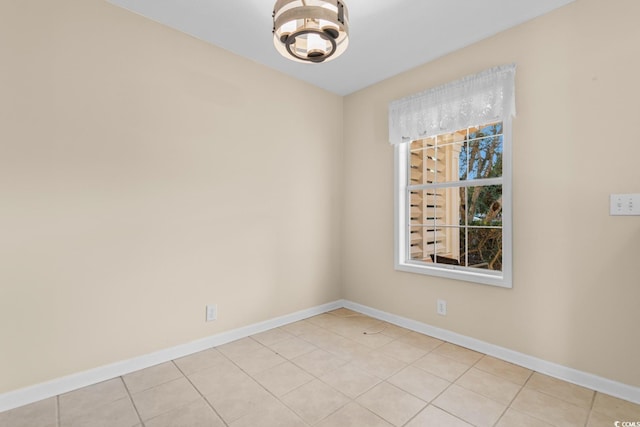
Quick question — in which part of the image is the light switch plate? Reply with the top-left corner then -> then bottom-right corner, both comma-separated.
610,194 -> 640,216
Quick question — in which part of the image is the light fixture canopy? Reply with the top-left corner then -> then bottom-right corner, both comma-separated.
272,0 -> 349,63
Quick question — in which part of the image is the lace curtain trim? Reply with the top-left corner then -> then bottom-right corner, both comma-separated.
388,64 -> 516,145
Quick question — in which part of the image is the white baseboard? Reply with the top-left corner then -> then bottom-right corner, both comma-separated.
0,300 -> 343,413
2,298 -> 638,413
342,300 -> 640,405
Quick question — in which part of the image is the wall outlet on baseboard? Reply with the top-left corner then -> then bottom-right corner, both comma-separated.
206,304 -> 217,322
437,299 -> 447,316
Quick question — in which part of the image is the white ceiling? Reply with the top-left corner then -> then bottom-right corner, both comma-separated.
106,0 -> 575,95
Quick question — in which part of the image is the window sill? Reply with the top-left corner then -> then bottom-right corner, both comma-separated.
395,261 -> 512,288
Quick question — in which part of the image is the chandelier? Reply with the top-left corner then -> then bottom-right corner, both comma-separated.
272,0 -> 350,63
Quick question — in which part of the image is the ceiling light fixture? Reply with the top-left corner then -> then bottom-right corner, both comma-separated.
272,0 -> 349,63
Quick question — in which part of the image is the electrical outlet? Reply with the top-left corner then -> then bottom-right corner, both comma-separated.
206,304 -> 217,322
437,299 -> 447,316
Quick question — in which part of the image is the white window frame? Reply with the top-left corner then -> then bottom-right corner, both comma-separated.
390,65 -> 515,288
394,123 -> 512,288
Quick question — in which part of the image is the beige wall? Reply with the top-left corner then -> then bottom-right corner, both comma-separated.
343,0 -> 640,387
0,0 -> 343,393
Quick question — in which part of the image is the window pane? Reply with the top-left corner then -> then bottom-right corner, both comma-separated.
409,136 -> 467,185
460,122 -> 503,179
465,186 -> 503,226
434,226 -> 462,265
427,148 -> 445,184
436,129 -> 466,147
432,130 -> 465,184
409,190 -> 425,225
410,190 -> 447,226
465,135 -> 503,180
409,138 -> 435,185
437,142 -> 464,184
409,192 -> 423,225
458,141 -> 468,181
410,138 -> 435,152
469,121 -> 502,137
409,226 -> 438,262
461,228 -> 503,271
458,123 -> 504,181
434,186 -> 463,227
409,225 -> 465,266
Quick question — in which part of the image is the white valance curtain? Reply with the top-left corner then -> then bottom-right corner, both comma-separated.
388,64 -> 516,145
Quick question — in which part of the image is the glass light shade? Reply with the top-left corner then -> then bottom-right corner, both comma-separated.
273,0 -> 349,63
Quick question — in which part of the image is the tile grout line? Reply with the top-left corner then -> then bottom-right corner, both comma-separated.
456,355 -> 529,427
246,333 -> 341,427
375,379 -> 429,427
421,350 -> 477,426
272,359 -> 336,424
525,373 -> 596,418
490,396 -> 514,426
383,340 -> 449,427
56,395 -> 60,427
264,332 -> 382,424
303,312 -> 392,349
406,344 -> 530,426
502,371 -> 558,426
489,367 -> 533,427
170,359 -> 230,427
214,339 -> 313,426
400,403 -> 470,427
357,400 -> 400,427
119,376 -> 145,427
379,339 -> 463,426
585,390 -> 598,427
277,372 -> 352,427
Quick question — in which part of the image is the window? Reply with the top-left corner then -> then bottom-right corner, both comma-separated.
390,65 -> 515,287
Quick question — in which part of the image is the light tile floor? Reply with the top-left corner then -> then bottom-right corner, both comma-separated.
2,308 -> 639,427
